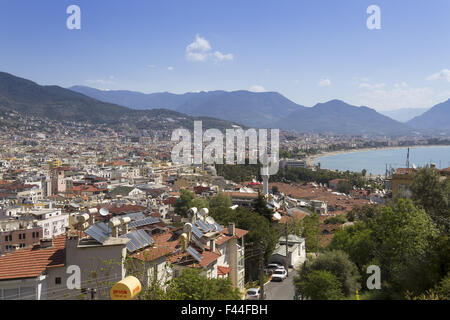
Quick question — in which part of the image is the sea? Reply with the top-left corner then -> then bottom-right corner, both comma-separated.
313,146 -> 450,175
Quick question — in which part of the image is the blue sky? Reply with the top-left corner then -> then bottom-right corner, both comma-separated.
0,0 -> 449,111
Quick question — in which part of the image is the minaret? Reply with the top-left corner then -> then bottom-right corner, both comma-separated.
261,164 -> 269,196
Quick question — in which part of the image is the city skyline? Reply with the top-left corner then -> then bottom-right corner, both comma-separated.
0,0 -> 449,111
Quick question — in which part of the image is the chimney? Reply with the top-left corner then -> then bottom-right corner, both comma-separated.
209,238 -> 216,252
40,238 -> 53,248
228,223 -> 235,236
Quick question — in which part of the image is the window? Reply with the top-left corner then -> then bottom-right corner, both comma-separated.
55,277 -> 62,285
18,234 -> 22,240
22,233 -> 26,240
4,236 -> 8,242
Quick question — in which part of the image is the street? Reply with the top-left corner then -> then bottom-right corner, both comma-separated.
264,268 -> 297,300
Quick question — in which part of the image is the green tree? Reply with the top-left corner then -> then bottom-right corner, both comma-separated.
324,215 -> 348,225
166,268 -> 241,300
296,270 -> 344,300
174,189 -> 195,217
301,213 -> 320,252
299,250 -> 361,296
337,180 -> 352,194
271,185 -> 279,194
251,192 -> 273,222
369,199 -> 439,296
209,193 -> 232,209
410,166 -> 450,231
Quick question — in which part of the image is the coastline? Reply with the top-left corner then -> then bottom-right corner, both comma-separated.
306,144 -> 450,164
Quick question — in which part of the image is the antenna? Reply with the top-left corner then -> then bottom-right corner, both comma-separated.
406,148 -> 410,168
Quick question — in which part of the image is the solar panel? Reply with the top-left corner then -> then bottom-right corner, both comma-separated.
191,224 -> 204,239
129,217 -> 160,228
191,234 -> 205,250
212,222 -> 224,232
187,246 -> 203,263
120,230 -> 154,252
196,219 -> 212,232
122,212 -> 146,221
136,229 -> 154,245
96,222 -> 111,234
85,223 -> 110,244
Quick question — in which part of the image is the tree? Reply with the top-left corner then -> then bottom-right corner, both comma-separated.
296,270 -> 344,300
299,250 -> 361,296
209,193 -> 232,209
251,192 -> 273,222
362,169 -> 367,177
337,180 -> 352,194
410,167 -> 450,231
324,215 -> 347,225
166,268 -> 241,300
174,189 -> 195,217
271,185 -> 279,195
301,213 -> 320,252
369,199 -> 439,296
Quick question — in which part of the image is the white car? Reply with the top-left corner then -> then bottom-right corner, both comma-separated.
271,268 -> 288,282
246,288 -> 266,300
265,263 -> 285,273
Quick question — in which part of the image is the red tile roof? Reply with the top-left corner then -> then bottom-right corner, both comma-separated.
0,236 -> 66,280
217,265 -> 232,276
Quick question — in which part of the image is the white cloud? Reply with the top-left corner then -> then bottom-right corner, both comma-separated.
167,66 -> 174,71
249,85 -> 266,92
318,79 -> 331,87
213,51 -> 233,62
186,34 -> 233,63
357,81 -> 438,110
426,69 -> 450,82
148,65 -> 156,68
359,82 -> 386,89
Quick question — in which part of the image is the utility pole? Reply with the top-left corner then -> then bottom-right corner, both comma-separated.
285,222 -> 289,277
259,240 -> 265,300
88,288 -> 96,300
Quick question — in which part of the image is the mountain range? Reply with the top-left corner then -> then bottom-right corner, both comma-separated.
407,99 -> 450,132
71,86 -> 426,135
0,71 -> 448,135
0,72 -> 240,131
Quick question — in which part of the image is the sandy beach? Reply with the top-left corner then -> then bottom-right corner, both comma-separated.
306,144 -> 450,165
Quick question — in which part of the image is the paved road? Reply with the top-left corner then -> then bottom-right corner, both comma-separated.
264,268 -> 297,300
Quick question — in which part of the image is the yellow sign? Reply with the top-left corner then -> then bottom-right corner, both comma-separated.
110,276 -> 142,300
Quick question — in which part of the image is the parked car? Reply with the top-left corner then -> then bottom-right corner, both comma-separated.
246,288 -> 266,300
264,263 -> 285,274
271,268 -> 288,282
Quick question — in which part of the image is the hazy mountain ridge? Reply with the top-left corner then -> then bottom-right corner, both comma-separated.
272,100 -> 413,135
407,99 -> 450,132
71,86 -> 418,135
0,72 -> 242,131
380,108 -> 429,122
70,86 -> 302,128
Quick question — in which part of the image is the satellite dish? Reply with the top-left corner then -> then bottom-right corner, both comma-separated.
205,216 -> 215,225
99,207 -> 109,216
273,212 -> 282,220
